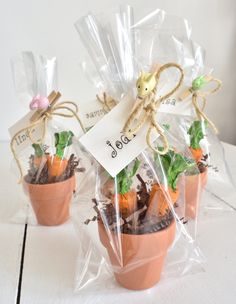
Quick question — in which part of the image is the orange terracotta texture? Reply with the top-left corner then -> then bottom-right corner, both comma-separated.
98,219 -> 176,290
23,175 -> 75,226
112,190 -> 137,217
185,169 -> 207,219
147,183 -> 179,217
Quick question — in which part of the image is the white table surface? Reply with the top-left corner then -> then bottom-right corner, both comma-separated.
1,141 -> 236,304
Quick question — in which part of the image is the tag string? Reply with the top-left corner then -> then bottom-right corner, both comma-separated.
179,76 -> 222,133
123,63 -> 184,155
96,92 -> 117,113
10,91 -> 86,183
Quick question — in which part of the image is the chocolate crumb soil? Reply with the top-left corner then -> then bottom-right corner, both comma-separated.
85,174 -> 174,235
185,160 -> 207,176
197,161 -> 207,174
25,154 -> 85,184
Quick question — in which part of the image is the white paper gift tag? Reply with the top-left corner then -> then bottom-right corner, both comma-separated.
159,94 -> 192,116
80,100 -> 106,131
9,111 -> 43,154
79,96 -> 160,177
81,85 -> 193,132
158,83 -> 193,116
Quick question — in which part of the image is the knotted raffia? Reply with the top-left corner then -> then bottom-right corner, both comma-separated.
123,63 -> 184,155
179,76 -> 222,133
96,92 -> 117,113
10,91 -> 85,183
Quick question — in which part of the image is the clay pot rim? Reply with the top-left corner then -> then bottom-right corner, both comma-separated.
99,218 -> 175,238
23,173 -> 75,187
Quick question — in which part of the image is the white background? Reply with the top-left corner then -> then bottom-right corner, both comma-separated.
0,0 -> 236,143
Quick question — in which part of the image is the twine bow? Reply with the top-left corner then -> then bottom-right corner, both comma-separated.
179,75 -> 222,133
10,91 -> 86,183
123,63 -> 184,155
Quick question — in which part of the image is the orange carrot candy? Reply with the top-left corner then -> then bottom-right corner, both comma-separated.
111,159 -> 141,217
47,131 -> 74,179
32,143 -> 47,168
188,120 -> 208,162
148,149 -> 195,217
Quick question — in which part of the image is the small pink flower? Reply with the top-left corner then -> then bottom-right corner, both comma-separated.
29,95 -> 49,110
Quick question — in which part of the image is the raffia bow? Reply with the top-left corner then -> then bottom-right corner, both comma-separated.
96,92 -> 117,113
123,63 -> 184,155
179,75 -> 222,133
10,91 -> 85,183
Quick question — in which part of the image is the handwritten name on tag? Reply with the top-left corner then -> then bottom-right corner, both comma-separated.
9,111 -> 43,154
81,86 -> 193,133
158,84 -> 193,116
80,100 -> 106,131
159,96 -> 193,116
79,82 -> 193,177
79,96 -> 159,177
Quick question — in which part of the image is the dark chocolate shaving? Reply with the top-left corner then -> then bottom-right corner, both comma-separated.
197,161 -> 207,174
85,175 -> 173,235
136,174 -> 150,209
84,216 -> 97,225
26,154 -> 85,184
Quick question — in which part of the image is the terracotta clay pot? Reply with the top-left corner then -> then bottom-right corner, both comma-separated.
98,219 -> 176,290
147,183 -> 179,217
23,175 -> 75,226
185,168 -> 207,219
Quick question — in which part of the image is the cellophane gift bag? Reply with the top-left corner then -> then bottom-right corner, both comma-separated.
9,51 -> 86,226
73,6 -> 205,295
131,7 -> 236,216
76,5 -> 236,218
74,145 -> 203,292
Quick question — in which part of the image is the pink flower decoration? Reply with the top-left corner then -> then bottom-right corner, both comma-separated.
29,95 -> 49,110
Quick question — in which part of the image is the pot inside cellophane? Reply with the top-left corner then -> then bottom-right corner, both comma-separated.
158,113 -> 236,217
73,127 -> 204,292
72,4 -> 234,295
9,52 -> 87,225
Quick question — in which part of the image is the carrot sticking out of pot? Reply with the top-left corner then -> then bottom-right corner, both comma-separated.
148,184 -> 179,217
149,149 -> 195,217
32,143 -> 47,168
188,120 -> 207,162
112,191 -> 137,218
112,159 -> 140,216
189,147 -> 203,163
47,155 -> 68,178
47,131 -> 74,179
